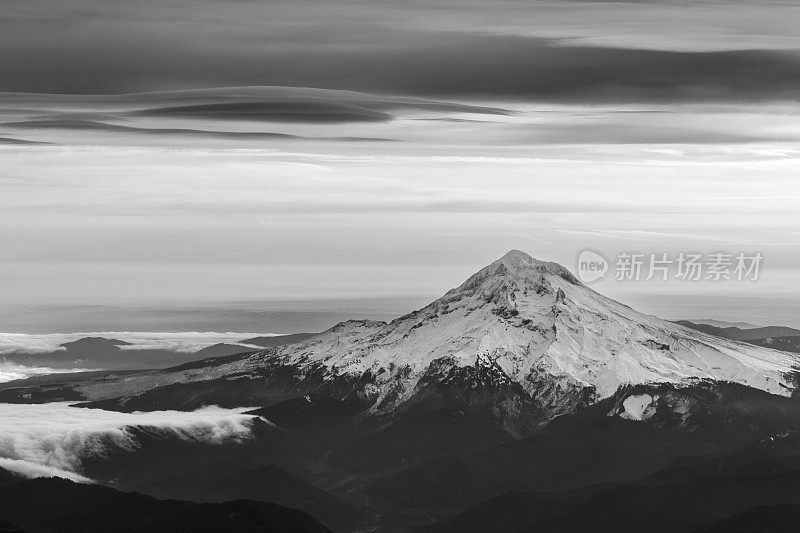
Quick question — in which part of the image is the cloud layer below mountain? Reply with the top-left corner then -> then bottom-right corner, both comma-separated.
0,403 -> 259,481
0,362 -> 95,383
0,331 -> 274,356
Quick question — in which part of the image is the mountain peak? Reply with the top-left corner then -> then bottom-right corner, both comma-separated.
497,249 -> 534,263
461,250 -> 580,291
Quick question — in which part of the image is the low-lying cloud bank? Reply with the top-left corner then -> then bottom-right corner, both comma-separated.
0,403 -> 259,482
0,331 -> 275,355
0,361 -> 96,383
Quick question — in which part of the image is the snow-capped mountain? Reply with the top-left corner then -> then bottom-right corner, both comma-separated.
69,250 -> 800,430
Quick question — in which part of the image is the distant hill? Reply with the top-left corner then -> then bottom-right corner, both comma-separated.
676,320 -> 800,354
193,343 -> 259,358
674,320 -> 734,338
676,321 -> 800,341
685,319 -> 760,329
61,336 -> 133,351
3,337 -> 205,371
81,424 -> 364,532
730,325 -> 800,341
0,468 -> 331,533
241,333 -> 317,348
1,332 -> 319,374
747,336 -> 800,354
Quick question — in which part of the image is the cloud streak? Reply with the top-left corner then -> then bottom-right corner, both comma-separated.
133,101 -> 393,123
0,361 -> 97,383
1,0 -> 798,102
0,403 -> 260,481
1,119 -> 396,143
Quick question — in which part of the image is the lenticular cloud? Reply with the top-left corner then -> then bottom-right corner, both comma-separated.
0,403 -> 258,482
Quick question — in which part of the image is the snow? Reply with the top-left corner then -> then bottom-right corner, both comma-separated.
620,394 -> 656,421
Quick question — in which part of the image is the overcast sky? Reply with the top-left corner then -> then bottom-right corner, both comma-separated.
1,0 -> 799,330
